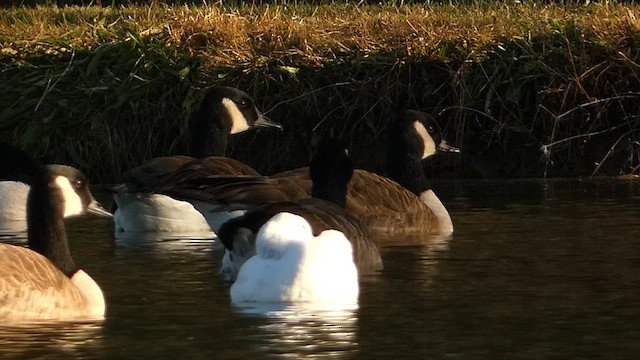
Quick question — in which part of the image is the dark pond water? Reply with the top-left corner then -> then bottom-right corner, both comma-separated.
1,178 -> 640,359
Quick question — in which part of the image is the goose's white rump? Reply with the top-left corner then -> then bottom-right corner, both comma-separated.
113,193 -> 212,233
0,245 -> 105,322
0,182 -> 30,221
230,212 -> 359,304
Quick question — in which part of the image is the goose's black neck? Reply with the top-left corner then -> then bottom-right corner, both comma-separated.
188,95 -> 229,158
27,176 -> 78,277
309,138 -> 353,208
386,126 -> 432,196
386,153 -> 432,195
311,177 -> 349,208
1,145 -> 78,277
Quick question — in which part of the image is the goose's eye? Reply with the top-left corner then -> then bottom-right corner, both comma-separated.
239,99 -> 248,108
427,125 -> 435,133
74,179 -> 84,188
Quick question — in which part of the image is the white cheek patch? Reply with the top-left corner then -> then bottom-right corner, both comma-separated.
53,176 -> 84,217
222,97 -> 250,134
413,121 -> 436,159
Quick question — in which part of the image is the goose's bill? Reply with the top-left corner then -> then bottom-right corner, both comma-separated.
437,140 -> 461,153
87,200 -> 113,218
254,115 -> 283,131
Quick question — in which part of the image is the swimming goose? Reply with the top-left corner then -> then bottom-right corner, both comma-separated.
229,212 -> 359,305
0,144 -> 105,322
216,137 -> 383,283
162,109 -> 458,237
112,86 -> 282,233
0,164 -> 112,222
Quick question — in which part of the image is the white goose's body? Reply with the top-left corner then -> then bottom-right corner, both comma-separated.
0,144 -> 106,323
230,212 -> 358,304
217,137 -> 381,285
112,86 -> 281,234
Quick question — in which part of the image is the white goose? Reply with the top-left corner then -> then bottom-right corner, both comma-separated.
230,212 -> 359,305
220,137 -> 374,302
0,144 -> 105,322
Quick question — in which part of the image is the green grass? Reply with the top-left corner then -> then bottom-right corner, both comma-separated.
2,2 -> 640,180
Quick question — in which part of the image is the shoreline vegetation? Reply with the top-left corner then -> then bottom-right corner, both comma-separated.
2,2 -> 640,181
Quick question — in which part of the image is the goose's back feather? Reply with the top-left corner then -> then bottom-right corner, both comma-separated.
347,170 -> 439,235
119,156 -> 195,192
120,155 -> 260,193
165,175 -> 309,205
155,156 -> 260,189
0,244 -> 97,322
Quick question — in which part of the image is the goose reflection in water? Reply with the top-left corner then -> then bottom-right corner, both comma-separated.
113,230 -> 217,252
0,321 -> 104,359
234,303 -> 359,359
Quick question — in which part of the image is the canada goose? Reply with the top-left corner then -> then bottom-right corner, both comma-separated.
230,212 -> 359,304
355,109 -> 459,234
0,144 -> 105,322
216,137 -> 382,283
0,164 -> 112,222
162,109 -> 458,237
112,86 -> 282,233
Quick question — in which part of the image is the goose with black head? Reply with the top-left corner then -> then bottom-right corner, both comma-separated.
112,86 -> 281,234
0,144 -> 106,322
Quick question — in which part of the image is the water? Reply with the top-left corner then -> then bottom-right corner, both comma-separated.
1,178 -> 640,359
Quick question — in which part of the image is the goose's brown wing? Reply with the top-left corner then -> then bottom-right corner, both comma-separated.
120,156 -> 259,193
162,173 -> 311,206
192,157 -> 260,176
119,156 -> 195,192
347,170 -> 437,235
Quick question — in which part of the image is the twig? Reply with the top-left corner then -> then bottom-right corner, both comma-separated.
590,129 -> 640,177
540,123 -> 629,152
552,93 -> 640,121
263,81 -> 354,115
35,51 -> 76,112
438,106 -> 501,125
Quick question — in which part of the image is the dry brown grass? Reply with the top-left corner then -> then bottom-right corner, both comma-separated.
2,3 -> 639,66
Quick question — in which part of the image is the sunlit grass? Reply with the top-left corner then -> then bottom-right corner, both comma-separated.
2,3 -> 638,66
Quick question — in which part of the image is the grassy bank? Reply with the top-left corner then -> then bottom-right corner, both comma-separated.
2,2 -> 640,181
